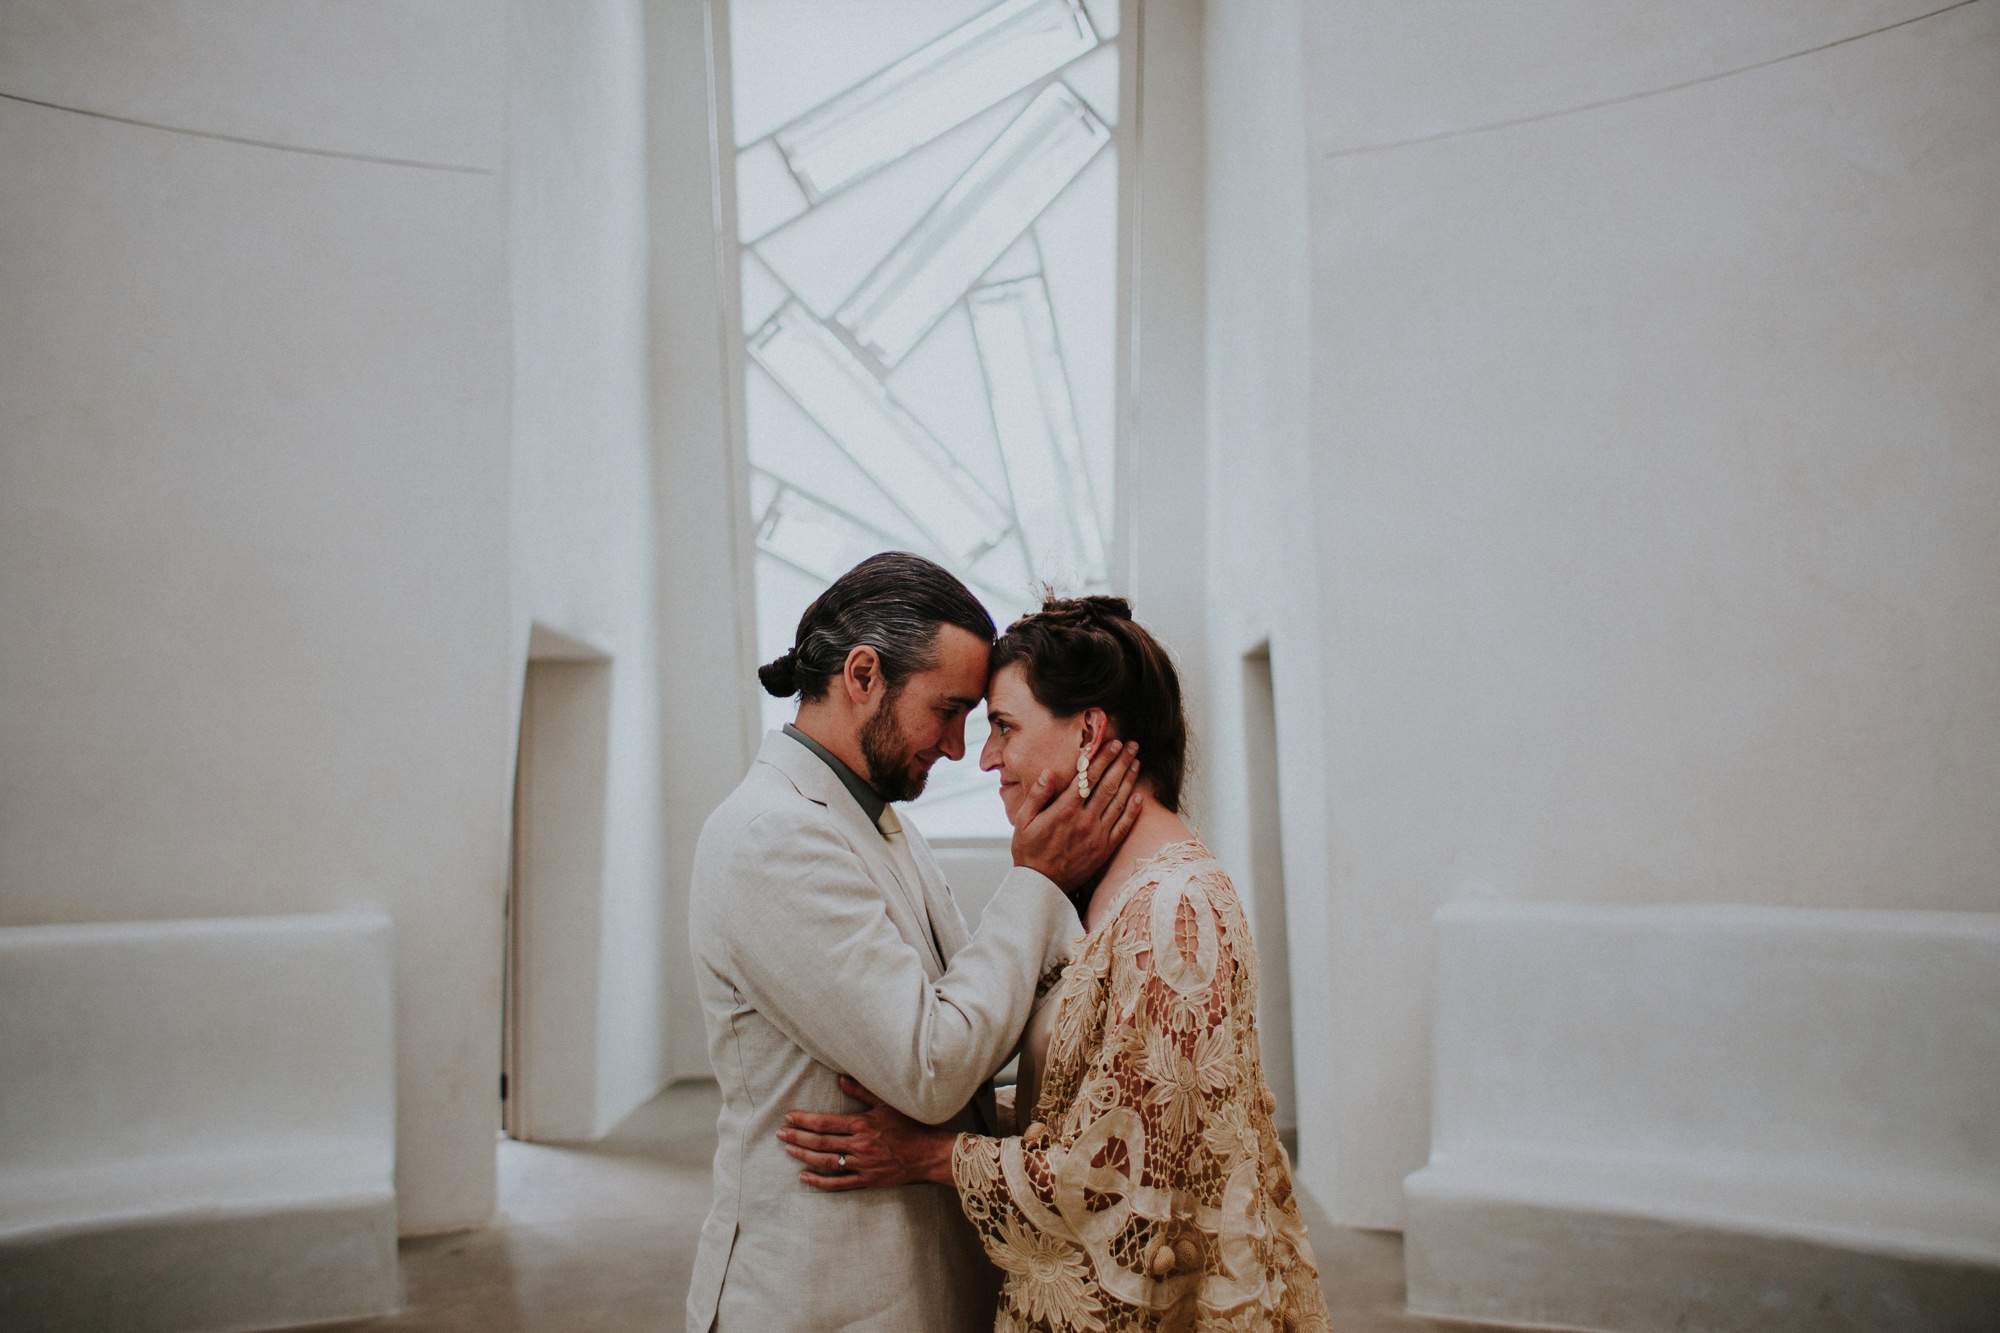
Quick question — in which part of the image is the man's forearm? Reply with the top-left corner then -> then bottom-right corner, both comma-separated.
792,866 -> 1072,1124
900,868 -> 1075,1120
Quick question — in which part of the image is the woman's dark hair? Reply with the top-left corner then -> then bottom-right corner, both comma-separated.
991,594 -> 1189,813
759,552 -> 996,701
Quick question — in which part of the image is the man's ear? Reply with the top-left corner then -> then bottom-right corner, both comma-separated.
841,645 -> 883,705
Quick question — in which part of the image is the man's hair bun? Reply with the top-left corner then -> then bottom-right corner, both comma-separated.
757,648 -> 800,697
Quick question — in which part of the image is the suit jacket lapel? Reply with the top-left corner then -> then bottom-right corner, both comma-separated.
759,732 -> 945,978
878,818 -> 947,976
898,826 -> 999,1133
903,828 -> 971,962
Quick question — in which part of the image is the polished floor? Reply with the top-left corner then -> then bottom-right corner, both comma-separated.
328,1081 -> 1487,1331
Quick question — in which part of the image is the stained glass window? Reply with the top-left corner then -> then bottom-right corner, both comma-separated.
733,0 -> 1120,839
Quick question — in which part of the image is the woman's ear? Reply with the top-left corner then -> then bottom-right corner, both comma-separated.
1079,708 -> 1110,754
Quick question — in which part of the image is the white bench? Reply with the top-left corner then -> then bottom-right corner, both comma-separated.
0,911 -> 398,1331
1404,900 -> 2000,1332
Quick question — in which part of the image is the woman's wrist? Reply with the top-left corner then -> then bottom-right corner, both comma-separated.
924,1130 -> 962,1186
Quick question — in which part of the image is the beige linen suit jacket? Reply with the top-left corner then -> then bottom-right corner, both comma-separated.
687,730 -> 1077,1333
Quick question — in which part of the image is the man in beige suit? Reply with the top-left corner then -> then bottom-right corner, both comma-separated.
687,554 -> 1141,1333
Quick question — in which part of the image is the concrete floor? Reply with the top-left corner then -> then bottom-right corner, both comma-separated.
327,1081 -> 1488,1332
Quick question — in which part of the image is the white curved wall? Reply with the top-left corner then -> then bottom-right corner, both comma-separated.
0,4 -> 511,1232
1212,0 -> 2000,1226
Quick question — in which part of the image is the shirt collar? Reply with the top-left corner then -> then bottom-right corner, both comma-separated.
782,723 -> 888,830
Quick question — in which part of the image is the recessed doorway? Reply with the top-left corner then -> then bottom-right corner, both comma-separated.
1243,643 -> 1297,1143
503,628 -> 614,1141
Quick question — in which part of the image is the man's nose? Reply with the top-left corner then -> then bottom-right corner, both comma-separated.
940,716 -> 967,762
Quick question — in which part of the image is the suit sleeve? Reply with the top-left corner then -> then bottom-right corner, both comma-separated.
720,807 -> 1077,1124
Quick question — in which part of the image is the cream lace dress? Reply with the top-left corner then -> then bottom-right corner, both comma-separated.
952,842 -> 1333,1333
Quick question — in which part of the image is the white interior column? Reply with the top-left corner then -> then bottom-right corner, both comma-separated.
1118,0 -> 1209,808
647,0 -> 765,1080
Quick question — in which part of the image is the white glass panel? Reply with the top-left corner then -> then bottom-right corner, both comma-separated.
752,91 -> 1028,320
776,0 -> 1096,202
1034,146 -> 1117,539
886,303 -> 1010,503
1062,43 -> 1119,127
731,0 -> 993,147
748,468 -> 780,521
757,484 -> 899,584
982,230 -> 1043,284
839,83 -> 1110,367
745,362 -> 934,549
969,530 -> 1038,618
739,251 -> 791,334
735,138 -> 809,242
749,303 -> 1010,564
971,277 -> 1106,588
1080,0 -> 1119,40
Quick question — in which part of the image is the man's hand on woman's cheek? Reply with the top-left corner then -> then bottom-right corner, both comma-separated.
1010,739 -> 1143,891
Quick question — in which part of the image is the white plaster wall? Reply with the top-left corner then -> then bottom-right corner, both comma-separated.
0,3 -> 512,1232
1287,0 -> 2000,1226
508,0 -> 676,1138
1201,0 -> 1317,1147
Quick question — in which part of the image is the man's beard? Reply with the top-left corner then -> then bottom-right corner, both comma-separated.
860,685 -> 928,803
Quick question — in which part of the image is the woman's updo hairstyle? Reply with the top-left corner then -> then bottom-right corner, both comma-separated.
991,594 -> 1189,813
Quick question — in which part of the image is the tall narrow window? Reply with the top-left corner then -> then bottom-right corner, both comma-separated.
733,0 -> 1121,839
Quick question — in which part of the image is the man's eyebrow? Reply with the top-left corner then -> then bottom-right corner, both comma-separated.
944,694 -> 981,709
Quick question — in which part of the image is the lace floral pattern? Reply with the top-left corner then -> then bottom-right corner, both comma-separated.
953,842 -> 1333,1332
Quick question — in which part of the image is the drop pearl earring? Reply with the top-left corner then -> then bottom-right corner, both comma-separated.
1075,749 -> 1092,800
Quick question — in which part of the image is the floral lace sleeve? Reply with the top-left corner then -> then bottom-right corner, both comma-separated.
951,845 -> 1331,1333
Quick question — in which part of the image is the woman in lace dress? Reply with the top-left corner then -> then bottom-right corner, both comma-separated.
778,596 -> 1332,1333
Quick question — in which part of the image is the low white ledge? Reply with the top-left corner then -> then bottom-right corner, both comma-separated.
1404,899 -> 2000,1332
0,911 -> 398,1331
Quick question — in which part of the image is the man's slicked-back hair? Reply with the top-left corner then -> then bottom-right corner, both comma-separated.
757,552 -> 997,702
